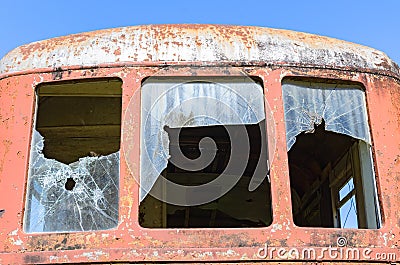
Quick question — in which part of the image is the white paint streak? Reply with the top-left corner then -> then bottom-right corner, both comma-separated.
13,239 -> 23,246
271,223 -> 283,233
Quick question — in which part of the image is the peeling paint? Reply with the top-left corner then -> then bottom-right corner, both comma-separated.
13,239 -> 23,246
80,250 -> 108,261
0,25 -> 399,80
271,224 -> 283,233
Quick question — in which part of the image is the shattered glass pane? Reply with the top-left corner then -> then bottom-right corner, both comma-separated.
282,80 -> 371,150
25,131 -> 119,233
140,77 -> 266,202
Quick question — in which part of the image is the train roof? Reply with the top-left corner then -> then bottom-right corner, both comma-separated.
1,24 -> 399,78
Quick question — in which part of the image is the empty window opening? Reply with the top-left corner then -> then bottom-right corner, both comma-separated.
140,122 -> 272,228
283,79 -> 381,229
24,78 -> 122,233
139,77 -> 272,228
288,121 -> 369,228
35,80 -> 122,164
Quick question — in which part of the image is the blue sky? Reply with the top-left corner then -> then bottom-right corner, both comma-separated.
1,1 -> 399,65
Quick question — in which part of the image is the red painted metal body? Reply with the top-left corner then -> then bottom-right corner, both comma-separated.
0,25 -> 399,264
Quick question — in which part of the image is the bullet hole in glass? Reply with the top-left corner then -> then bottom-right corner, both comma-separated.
65,177 -> 76,191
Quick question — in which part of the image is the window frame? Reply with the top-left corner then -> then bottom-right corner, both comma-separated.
329,141 -> 369,228
24,77 -> 123,233
281,78 -> 381,229
138,76 -> 273,229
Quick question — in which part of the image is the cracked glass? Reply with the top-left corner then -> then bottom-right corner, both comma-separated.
140,77 -> 266,202
282,80 -> 371,151
24,79 -> 122,233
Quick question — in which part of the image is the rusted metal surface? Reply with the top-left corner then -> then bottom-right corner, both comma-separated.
0,25 -> 399,264
0,25 -> 399,79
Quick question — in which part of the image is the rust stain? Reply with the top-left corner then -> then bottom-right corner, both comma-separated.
0,139 -> 12,174
1,25 -> 399,80
114,47 -> 121,56
51,67 -> 63,80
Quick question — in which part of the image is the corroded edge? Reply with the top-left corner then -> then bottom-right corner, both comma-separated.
1,24 -> 399,79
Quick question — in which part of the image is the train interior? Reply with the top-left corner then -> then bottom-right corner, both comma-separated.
289,121 -> 360,228
139,122 -> 273,228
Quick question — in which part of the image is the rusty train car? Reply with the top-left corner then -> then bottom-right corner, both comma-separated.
0,25 -> 399,264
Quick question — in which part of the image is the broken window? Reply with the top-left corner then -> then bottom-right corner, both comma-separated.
139,77 -> 272,228
24,78 -> 122,233
282,79 -> 381,229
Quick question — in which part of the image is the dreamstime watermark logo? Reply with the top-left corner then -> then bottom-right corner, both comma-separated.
336,236 -> 347,247
256,236 -> 397,262
122,66 -> 276,205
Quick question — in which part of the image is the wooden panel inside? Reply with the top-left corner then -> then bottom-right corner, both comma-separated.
35,79 -> 122,164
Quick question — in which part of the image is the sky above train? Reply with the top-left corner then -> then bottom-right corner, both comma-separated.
1,1 -> 399,65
